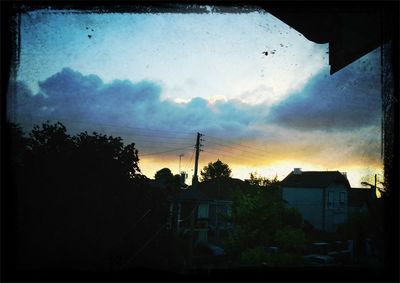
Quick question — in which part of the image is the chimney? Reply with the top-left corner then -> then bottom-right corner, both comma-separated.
293,168 -> 302,175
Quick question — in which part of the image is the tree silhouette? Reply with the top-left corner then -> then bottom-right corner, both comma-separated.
155,168 -> 174,185
224,182 -> 305,267
247,172 -> 280,190
28,121 -> 75,154
248,171 -> 269,186
200,159 -> 232,181
10,121 -> 172,271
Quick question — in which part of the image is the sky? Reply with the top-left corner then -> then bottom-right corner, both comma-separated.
8,7 -> 384,187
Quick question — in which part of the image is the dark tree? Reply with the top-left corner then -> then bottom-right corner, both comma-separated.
200,159 -> 232,181
224,178 -> 305,267
28,121 -> 74,154
248,171 -> 269,186
11,121 -> 171,271
155,168 -> 174,184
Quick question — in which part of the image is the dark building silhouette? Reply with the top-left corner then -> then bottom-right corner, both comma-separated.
281,169 -> 350,232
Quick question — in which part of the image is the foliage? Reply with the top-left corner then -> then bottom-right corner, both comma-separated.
223,174 -> 305,267
247,172 -> 279,188
200,159 -> 232,181
283,207 -> 303,228
274,226 -> 306,253
343,212 -> 370,239
154,168 -> 183,196
248,172 -> 269,186
28,121 -> 75,156
264,251 -> 305,267
232,226 -> 306,267
119,143 -> 142,179
155,168 -> 174,184
239,245 -> 305,267
239,246 -> 268,266
8,121 -> 171,270
73,131 -> 142,179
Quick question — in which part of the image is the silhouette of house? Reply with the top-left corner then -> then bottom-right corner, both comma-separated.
348,187 -> 376,214
170,178 -> 247,245
280,169 -> 350,232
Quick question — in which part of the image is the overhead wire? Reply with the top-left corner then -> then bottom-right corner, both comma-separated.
139,145 -> 195,156
202,149 -> 260,165
15,113 -> 196,136
183,148 -> 196,174
16,116 -> 200,157
16,115 -> 269,165
15,114 -> 271,164
204,134 -> 270,157
201,144 -> 265,164
206,140 -> 267,162
28,121 -> 195,142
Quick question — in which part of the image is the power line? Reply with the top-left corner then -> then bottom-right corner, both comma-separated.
139,145 -> 195,156
203,140 -> 269,161
15,114 -> 196,136
204,134 -> 269,156
16,116 -> 196,143
183,149 -> 195,173
202,149 -> 260,165
202,143 -> 265,163
15,115 -> 202,159
134,141 -> 197,148
202,149 -> 245,163
124,133 -> 194,141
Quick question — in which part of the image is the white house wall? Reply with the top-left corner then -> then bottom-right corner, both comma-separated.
324,183 -> 348,232
282,187 -> 324,230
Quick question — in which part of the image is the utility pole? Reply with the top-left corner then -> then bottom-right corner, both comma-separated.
192,132 -> 203,186
188,133 -> 203,270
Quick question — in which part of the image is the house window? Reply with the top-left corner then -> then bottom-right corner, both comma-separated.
197,203 -> 209,219
339,192 -> 346,207
327,191 -> 334,208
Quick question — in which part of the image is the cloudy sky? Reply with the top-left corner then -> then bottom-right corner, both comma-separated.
9,7 -> 383,187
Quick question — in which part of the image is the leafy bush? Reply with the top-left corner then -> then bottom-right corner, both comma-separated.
239,246 -> 267,266
274,226 -> 306,253
264,252 -> 305,267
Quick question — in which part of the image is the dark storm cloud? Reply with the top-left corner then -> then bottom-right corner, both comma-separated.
268,50 -> 381,131
9,68 -> 267,141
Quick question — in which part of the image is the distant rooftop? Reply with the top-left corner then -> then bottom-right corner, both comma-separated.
280,170 -> 351,189
178,178 -> 249,201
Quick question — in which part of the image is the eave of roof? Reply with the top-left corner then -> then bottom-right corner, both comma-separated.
178,178 -> 247,201
280,171 -> 351,189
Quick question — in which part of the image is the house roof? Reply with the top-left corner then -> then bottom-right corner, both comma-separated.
178,178 -> 247,202
280,171 -> 351,189
348,187 -> 372,207
178,186 -> 211,201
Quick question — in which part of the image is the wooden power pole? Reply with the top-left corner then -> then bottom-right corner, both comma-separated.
192,132 -> 203,186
